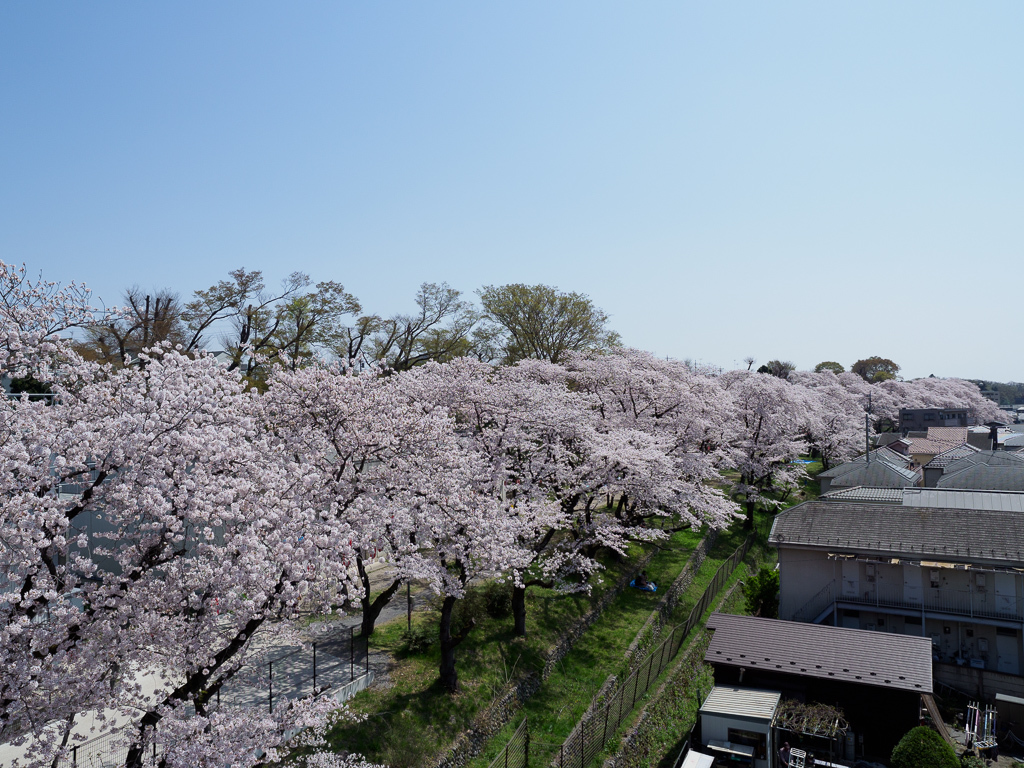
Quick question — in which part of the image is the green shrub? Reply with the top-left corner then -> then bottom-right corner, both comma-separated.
743,566 -> 779,618
960,755 -> 985,768
483,580 -> 513,618
890,726 -> 958,768
399,624 -> 434,656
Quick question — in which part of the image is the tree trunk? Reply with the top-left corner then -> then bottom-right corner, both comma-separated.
356,553 -> 401,637
439,595 -> 460,693
512,584 -> 527,637
745,499 -> 756,529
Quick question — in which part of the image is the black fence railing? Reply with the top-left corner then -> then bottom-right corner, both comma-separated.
50,629 -> 370,768
487,716 -> 530,768
551,536 -> 750,768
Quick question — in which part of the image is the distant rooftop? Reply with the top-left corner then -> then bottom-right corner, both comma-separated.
706,612 -> 933,694
769,499 -> 1024,565
925,443 -> 980,469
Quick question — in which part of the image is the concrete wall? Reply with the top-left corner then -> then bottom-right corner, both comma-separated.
935,663 -> 1024,700
777,547 -> 834,621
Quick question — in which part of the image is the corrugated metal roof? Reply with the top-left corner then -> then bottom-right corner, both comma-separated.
769,499 -> 1024,565
705,613 -> 933,694
821,486 -> 904,503
699,686 -> 781,721
902,488 -> 1024,512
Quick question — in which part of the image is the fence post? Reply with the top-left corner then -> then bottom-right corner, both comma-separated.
72,745 -> 77,768
350,626 -> 355,680
365,634 -> 369,675
604,694 -> 611,742
269,660 -> 273,714
313,642 -> 317,694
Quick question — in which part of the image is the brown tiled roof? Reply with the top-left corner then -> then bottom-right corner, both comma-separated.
927,427 -> 969,443
705,612 -> 933,693
907,437 -> 963,456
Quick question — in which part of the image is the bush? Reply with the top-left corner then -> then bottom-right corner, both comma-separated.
483,581 -> 513,618
399,624 -> 434,656
890,726 -> 958,768
743,566 -> 779,618
960,755 -> 986,768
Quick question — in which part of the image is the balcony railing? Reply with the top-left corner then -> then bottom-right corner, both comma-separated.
834,580 -> 1024,623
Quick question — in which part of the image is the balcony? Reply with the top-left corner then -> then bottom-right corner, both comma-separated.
793,580 -> 1024,624
841,580 -> 1024,623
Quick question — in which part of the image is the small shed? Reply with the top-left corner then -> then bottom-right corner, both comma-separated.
698,686 -> 781,768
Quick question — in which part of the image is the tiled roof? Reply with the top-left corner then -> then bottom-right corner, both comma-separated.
944,451 -> 1024,474
927,427 -> 969,443
821,486 -> 905,503
828,460 -> 919,488
818,447 -> 912,479
925,443 -> 980,469
705,613 -> 933,693
936,464 -> 1024,492
907,437 -> 964,456
769,500 -> 1024,565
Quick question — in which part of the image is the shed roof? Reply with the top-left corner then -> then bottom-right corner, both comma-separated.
699,686 -> 781,721
705,613 -> 933,694
769,500 -> 1024,565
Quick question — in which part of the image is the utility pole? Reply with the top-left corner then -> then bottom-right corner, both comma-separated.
865,393 -> 873,461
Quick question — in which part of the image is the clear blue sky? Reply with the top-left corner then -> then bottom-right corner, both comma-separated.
2,2 -> 1021,381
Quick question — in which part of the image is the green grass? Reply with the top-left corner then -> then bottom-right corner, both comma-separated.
323,526 -> 704,768
592,536 -> 775,768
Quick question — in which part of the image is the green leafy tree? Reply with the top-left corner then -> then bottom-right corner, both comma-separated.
478,283 -> 619,364
851,356 -> 900,383
743,566 -> 779,618
890,726 -> 957,768
814,361 -> 845,374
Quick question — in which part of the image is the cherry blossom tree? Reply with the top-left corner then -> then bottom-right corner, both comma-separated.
263,361 -> 461,639
790,371 -> 869,469
0,263 -> 371,768
719,370 -> 810,527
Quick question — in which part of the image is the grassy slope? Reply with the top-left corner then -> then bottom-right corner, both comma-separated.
325,527 -> 703,768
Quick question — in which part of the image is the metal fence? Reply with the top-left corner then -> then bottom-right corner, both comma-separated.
550,536 -> 752,768
51,630 -> 371,768
487,716 -> 530,768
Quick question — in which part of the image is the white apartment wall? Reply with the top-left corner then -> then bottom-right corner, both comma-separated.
777,547 -> 834,620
